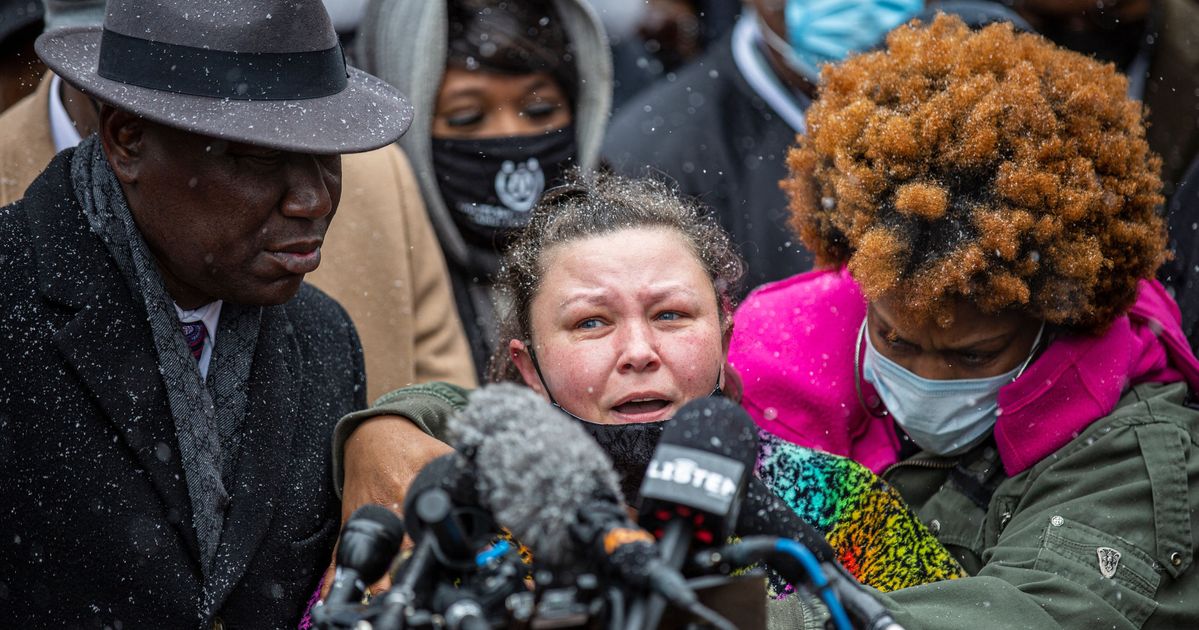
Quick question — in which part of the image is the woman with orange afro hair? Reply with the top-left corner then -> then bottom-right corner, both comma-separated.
730,14 -> 1199,629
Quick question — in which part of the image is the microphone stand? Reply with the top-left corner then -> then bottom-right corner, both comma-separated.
371,539 -> 434,630
626,519 -> 688,630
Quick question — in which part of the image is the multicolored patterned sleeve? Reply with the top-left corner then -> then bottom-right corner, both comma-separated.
756,432 -> 966,593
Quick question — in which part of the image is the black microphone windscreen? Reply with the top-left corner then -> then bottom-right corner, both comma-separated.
401,453 -> 478,528
448,383 -> 624,566
658,397 -> 761,465
401,453 -> 500,567
640,397 -> 760,537
336,504 -> 406,583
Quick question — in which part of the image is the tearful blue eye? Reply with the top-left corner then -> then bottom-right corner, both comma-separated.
657,312 -> 681,321
578,318 -> 602,330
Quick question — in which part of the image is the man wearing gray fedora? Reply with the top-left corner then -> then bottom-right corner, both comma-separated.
0,0 -> 477,404
0,0 -> 412,627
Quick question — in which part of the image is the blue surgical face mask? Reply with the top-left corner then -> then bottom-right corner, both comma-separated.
860,319 -> 1044,456
760,0 -> 923,83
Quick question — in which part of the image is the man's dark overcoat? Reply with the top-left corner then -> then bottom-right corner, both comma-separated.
0,149 -> 367,629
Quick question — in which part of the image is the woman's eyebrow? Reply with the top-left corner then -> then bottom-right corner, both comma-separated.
556,283 -> 699,310
872,307 -> 1014,349
438,86 -> 488,101
945,331 -> 1016,350
870,308 -> 902,339
524,77 -> 554,93
558,288 -> 612,309
640,284 -> 700,303
870,310 -> 920,346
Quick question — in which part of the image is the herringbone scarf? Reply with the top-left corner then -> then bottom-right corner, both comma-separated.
71,136 -> 260,578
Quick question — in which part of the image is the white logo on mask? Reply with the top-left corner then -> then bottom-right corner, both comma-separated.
495,158 -> 545,212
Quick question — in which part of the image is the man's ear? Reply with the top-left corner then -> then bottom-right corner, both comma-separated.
509,338 -> 546,398
98,106 -> 146,184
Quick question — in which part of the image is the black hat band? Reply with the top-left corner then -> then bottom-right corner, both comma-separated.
97,29 -> 348,101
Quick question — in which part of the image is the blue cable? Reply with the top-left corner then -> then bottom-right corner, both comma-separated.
773,538 -> 855,630
474,539 -> 511,567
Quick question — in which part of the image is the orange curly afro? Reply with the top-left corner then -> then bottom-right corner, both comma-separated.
785,14 -> 1166,333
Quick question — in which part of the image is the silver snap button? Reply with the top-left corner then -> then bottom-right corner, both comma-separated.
1171,552 -> 1183,567
929,519 -> 941,534
1051,515 -> 1064,527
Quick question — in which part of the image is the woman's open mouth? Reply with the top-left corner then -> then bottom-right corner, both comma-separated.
613,398 -> 669,414
610,397 -> 673,423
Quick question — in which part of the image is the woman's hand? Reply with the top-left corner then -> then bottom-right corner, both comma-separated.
320,415 -> 454,598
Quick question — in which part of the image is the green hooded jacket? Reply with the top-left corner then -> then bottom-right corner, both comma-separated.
863,382 -> 1198,629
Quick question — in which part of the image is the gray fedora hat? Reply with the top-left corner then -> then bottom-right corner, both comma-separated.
35,0 -> 412,153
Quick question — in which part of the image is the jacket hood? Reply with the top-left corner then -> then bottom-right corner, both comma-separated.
730,268 -> 1199,477
356,0 -> 612,275
994,279 -> 1199,474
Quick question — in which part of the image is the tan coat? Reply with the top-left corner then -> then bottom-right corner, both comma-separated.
0,76 -> 477,400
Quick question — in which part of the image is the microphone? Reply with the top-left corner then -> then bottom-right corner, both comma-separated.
639,397 -> 759,550
450,383 -> 637,567
631,396 -> 760,629
693,537 -> 903,630
403,454 -> 490,564
373,454 -> 498,630
448,384 -> 699,606
391,453 -> 491,590
324,504 -> 407,606
738,476 -> 836,563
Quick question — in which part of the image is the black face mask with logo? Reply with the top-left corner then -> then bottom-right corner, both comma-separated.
431,124 -> 577,249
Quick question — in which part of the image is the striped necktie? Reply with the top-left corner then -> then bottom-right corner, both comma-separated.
181,320 -> 208,361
